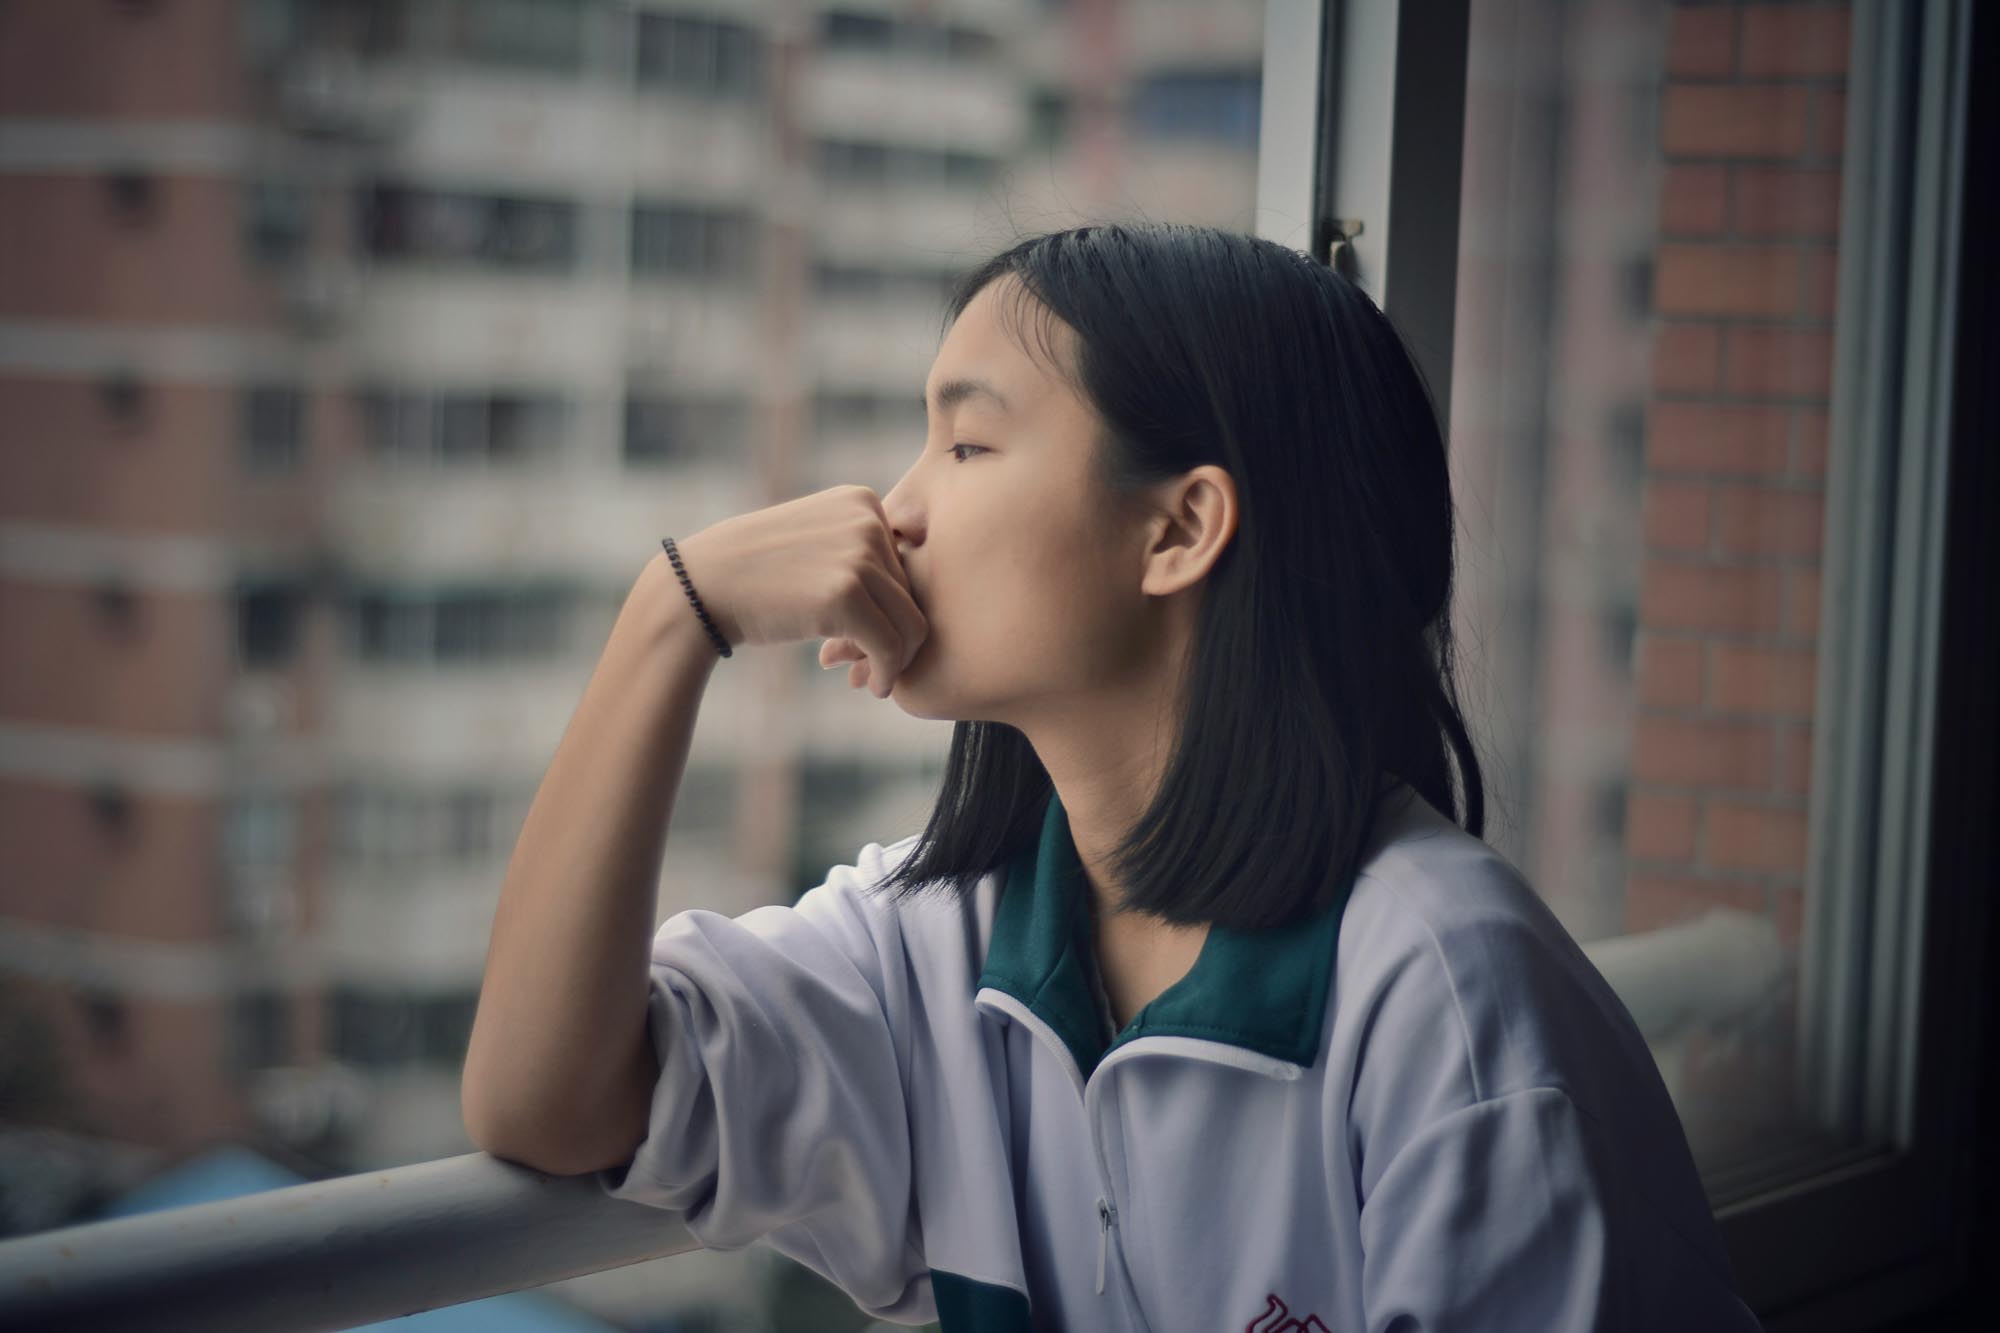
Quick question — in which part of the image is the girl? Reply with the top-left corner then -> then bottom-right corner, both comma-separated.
463,223 -> 1764,1331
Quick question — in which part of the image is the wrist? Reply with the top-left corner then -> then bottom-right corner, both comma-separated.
649,536 -> 736,657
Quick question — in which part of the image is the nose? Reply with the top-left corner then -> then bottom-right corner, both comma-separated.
882,468 -> 922,551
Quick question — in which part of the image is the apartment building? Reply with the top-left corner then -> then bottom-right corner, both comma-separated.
0,0 -> 1265,1233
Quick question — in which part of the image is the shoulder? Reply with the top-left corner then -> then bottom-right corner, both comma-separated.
1326,795 -> 1745,1302
1330,790 -> 1658,1120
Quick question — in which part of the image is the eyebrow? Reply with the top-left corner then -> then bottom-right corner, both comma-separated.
922,377 -> 1010,415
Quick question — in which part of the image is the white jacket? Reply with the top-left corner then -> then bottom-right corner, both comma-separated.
597,780 -> 1765,1332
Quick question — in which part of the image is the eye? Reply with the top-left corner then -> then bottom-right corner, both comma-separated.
947,443 -> 987,462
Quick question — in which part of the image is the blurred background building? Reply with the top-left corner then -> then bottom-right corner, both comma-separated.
0,1 -> 1266,1326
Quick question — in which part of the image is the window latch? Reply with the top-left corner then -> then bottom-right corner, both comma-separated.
1317,216 -> 1364,280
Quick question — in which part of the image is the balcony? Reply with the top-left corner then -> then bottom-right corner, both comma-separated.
0,908 -> 1785,1330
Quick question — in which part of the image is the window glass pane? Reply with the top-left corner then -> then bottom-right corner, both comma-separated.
6,5 -> 1267,1324
230,990 -> 292,1073
236,579 -> 303,667
443,0 -> 588,74
1448,0 -> 1851,1177
636,12 -> 763,98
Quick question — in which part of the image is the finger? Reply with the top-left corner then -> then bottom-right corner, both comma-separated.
848,658 -> 870,691
820,637 -> 861,669
854,653 -> 887,698
839,567 -> 909,698
875,551 -> 929,673
852,562 -> 927,678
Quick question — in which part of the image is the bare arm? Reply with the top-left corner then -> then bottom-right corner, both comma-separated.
460,538 -> 729,1175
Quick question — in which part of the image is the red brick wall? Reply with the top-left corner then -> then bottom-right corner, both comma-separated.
0,175 -> 284,325
1626,2 -> 1848,963
0,0 -> 252,118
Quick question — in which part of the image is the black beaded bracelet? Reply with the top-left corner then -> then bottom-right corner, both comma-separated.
661,536 -> 732,659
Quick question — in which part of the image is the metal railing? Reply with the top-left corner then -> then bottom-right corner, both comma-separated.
0,908 -> 1785,1333
0,1149 -> 700,1333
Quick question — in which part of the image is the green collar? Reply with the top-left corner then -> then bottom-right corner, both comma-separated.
973,788 -> 1347,1079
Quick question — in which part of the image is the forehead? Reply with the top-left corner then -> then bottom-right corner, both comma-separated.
927,277 -> 1080,413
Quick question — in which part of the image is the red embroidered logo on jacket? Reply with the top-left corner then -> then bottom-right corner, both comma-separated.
1245,1292 -> 1332,1332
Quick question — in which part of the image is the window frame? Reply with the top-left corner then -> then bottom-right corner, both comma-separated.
1255,1 -> 1991,1327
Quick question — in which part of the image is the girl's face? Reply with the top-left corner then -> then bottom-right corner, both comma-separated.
880,277 -> 1165,725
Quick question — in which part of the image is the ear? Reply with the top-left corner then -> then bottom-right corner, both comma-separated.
1139,464 -> 1239,597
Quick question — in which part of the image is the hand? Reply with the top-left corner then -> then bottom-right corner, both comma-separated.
673,486 -> 927,699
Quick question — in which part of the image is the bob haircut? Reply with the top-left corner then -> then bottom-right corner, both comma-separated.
869,221 -> 1486,932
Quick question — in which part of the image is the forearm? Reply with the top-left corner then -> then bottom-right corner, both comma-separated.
461,543 -> 725,1169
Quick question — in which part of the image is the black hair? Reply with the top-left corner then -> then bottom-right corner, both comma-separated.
869,221 -> 1486,931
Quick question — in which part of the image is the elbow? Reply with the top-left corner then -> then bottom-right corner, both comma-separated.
460,1015 -> 661,1176
478,1130 -> 641,1179
459,1072 -> 514,1160
462,1084 -> 648,1178
461,1081 -> 559,1172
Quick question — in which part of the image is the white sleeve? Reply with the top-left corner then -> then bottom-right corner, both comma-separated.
1357,1086 -> 1613,1330
594,843 -> 931,1324
1355,1086 -> 1762,1332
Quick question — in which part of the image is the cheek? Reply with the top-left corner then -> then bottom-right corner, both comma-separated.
929,493 -> 1119,652
1003,542 -> 1128,657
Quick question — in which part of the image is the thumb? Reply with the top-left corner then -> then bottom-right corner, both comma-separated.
819,637 -> 862,669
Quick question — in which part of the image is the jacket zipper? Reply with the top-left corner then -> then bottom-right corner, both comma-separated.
977,991 -> 1300,1331
1085,1048 -> 1153,1332
975,991 -> 1150,1329
1095,1196 -> 1118,1294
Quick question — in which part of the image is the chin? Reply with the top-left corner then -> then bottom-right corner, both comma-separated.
889,681 -> 954,723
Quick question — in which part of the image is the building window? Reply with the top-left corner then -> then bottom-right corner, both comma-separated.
230,990 -> 292,1073
242,383 -> 305,474
241,0 -> 408,62
334,781 -> 535,868
103,167 -> 158,225
623,395 -> 750,465
1128,68 -> 1262,147
433,592 -> 503,660
820,10 -> 893,50
445,789 -> 495,859
432,588 -> 565,661
943,25 -> 997,60
358,184 -> 579,272
331,987 -> 478,1069
351,592 -> 430,662
331,988 -> 416,1066
812,261 -> 959,305
812,138 -> 1000,188
440,0 -> 590,74
629,201 -> 758,280
242,177 -> 311,266
819,9 -> 997,61
417,992 -> 478,1065
1027,88 -> 1069,152
236,580 -> 304,669
349,586 -> 570,664
437,392 -> 563,463
356,386 -> 567,466
635,12 -> 763,98
224,792 -> 297,869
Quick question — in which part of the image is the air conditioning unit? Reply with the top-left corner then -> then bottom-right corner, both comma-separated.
282,261 -> 359,335
225,869 -> 299,941
224,677 -> 295,737
276,50 -> 410,142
